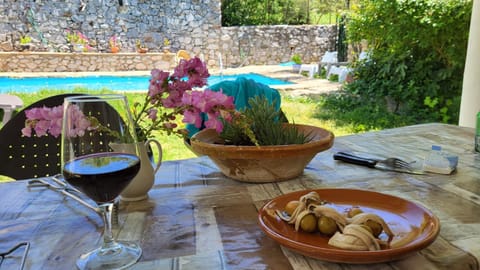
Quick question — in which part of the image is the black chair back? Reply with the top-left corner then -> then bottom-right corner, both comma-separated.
0,94 -> 83,179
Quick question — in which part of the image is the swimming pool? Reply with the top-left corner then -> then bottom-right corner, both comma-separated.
0,73 -> 292,93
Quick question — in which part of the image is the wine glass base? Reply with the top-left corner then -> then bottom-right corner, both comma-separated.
76,241 -> 142,270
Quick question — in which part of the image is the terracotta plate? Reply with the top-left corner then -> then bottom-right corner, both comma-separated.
258,188 -> 440,264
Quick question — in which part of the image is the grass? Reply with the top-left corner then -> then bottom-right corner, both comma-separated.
3,88 -> 355,162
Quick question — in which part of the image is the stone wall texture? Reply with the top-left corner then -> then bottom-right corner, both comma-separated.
0,0 -> 337,71
0,52 -> 175,72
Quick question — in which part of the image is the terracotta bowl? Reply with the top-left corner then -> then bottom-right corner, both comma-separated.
190,124 -> 334,183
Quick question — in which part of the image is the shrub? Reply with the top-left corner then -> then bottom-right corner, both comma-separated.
321,0 -> 472,129
20,35 -> 32,44
291,54 -> 302,65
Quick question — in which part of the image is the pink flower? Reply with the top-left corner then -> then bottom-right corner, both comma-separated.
22,104 -> 94,138
179,89 -> 235,131
161,87 -> 184,108
172,57 -> 209,87
182,108 -> 203,128
33,120 -> 49,137
205,112 -> 224,133
22,105 -> 65,138
148,108 -> 158,120
141,57 -> 234,136
21,127 -> 32,137
204,90 -> 235,111
149,69 -> 170,98
48,118 -> 62,137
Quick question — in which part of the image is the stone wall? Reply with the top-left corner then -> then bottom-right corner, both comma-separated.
219,25 -> 336,68
0,0 -> 337,71
0,52 -> 175,72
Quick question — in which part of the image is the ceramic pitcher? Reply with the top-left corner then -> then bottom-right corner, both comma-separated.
110,139 -> 162,201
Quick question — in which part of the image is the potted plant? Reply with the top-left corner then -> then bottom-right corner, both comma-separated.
291,54 -> 302,72
19,35 -> 32,51
109,35 -> 120,53
66,30 -> 90,52
163,38 -> 171,53
136,40 -> 148,53
189,97 -> 335,183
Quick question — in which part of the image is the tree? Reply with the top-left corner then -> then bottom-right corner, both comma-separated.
221,0 -> 358,26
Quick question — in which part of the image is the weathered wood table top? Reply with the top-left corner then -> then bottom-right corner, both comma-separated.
1,123 -> 479,270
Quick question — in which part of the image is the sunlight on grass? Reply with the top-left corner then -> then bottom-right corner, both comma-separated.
281,95 -> 353,137
153,132 -> 197,161
0,176 -> 14,183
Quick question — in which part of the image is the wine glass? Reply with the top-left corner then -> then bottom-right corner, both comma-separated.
60,94 -> 142,270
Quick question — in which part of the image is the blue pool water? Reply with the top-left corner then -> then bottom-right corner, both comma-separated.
0,73 -> 292,93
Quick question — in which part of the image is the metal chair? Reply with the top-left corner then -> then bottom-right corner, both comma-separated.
0,93 -> 155,182
0,93 -> 126,180
0,93 -> 83,180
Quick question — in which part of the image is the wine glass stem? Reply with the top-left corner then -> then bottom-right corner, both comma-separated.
100,203 -> 116,249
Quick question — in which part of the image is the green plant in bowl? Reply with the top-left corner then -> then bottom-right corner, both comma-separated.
220,96 -> 310,146
190,96 -> 335,183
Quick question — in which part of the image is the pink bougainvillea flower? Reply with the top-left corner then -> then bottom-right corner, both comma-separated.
180,89 -> 235,131
182,108 -> 203,128
147,108 -> 158,121
172,57 -> 209,87
204,112 -> 224,133
22,104 -> 94,138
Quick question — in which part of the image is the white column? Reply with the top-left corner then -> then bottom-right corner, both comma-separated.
459,0 -> 480,128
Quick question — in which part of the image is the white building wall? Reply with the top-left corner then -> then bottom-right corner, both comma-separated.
459,0 -> 480,128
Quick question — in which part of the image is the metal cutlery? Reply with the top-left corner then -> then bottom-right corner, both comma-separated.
333,151 -> 425,175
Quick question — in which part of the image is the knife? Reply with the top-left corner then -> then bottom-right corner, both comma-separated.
333,152 -> 425,175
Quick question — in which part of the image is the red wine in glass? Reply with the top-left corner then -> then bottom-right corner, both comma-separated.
63,152 -> 140,204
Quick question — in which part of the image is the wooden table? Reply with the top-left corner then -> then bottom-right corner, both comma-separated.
1,123 -> 479,270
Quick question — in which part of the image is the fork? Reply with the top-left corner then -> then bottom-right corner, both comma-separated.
333,152 -> 414,171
